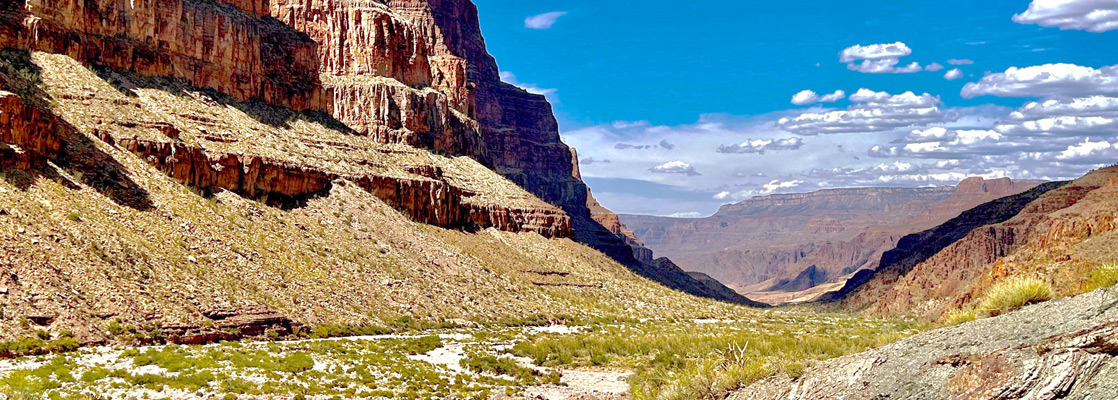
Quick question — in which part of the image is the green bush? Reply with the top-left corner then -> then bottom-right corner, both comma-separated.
459,353 -> 551,385
278,352 -> 315,374
976,276 -> 1053,316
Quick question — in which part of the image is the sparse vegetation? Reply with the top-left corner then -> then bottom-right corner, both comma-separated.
976,276 -> 1053,317
509,317 -> 921,400
940,309 -> 978,326
0,316 -> 920,400
1085,262 -> 1118,293
460,352 -> 560,386
0,334 -> 80,359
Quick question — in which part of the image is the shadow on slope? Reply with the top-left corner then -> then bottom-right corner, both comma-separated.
819,181 -> 1069,304
1,49 -> 154,210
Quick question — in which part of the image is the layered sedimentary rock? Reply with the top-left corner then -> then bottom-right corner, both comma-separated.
1,0 -> 747,303
624,178 -> 1042,305
839,167 -> 1118,317
2,0 -> 325,111
0,90 -> 60,169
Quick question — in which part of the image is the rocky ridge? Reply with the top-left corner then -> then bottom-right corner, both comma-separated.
838,166 -> 1118,317
622,178 -> 1040,304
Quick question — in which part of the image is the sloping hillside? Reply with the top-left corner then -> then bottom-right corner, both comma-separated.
622,178 -> 1040,304
0,51 -> 750,344
733,286 -> 1118,400
0,0 -> 745,306
836,166 -> 1118,317
0,0 -> 761,344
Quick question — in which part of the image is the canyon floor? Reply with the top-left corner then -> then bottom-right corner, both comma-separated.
0,310 -> 921,400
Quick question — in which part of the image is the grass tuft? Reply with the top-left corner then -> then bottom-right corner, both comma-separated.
939,309 -> 977,326
1085,262 -> 1118,292
976,276 -> 1053,317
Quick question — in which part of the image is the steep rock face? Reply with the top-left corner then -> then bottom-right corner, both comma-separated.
623,178 -> 1041,305
822,181 -> 1066,306
0,90 -> 60,170
372,0 -> 746,302
268,0 -> 483,156
841,167 -> 1118,316
3,0 -> 325,111
2,0 -> 745,303
733,288 -> 1118,400
267,0 -> 659,272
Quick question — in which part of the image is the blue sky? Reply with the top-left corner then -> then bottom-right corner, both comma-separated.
473,0 -> 1118,217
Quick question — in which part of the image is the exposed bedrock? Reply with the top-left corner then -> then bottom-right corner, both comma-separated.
4,0 -> 326,111
0,90 -> 61,170
116,137 -> 572,237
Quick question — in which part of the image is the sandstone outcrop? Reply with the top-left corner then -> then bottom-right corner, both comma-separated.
2,0 -> 326,111
0,90 -> 60,170
733,287 -> 1118,400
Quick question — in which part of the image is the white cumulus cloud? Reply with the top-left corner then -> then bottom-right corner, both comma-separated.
997,96 -> 1118,136
840,42 -> 922,74
762,179 -> 804,194
961,63 -> 1118,98
1013,0 -> 1118,33
791,90 -> 846,105
525,11 -> 568,29
649,161 -> 701,176
948,59 -> 975,65
944,68 -> 964,80
779,89 -> 948,135
1054,138 -> 1118,164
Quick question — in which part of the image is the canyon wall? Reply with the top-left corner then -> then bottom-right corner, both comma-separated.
838,167 -> 1118,317
623,178 -> 1042,304
0,0 -> 747,303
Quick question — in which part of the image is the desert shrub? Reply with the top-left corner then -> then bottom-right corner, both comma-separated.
976,276 -> 1053,316
1086,262 -> 1118,292
277,352 -> 315,374
402,336 -> 443,355
939,309 -> 977,326
459,353 -> 555,385
2,169 -> 33,188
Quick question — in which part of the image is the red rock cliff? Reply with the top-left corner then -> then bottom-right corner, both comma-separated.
0,0 -> 749,303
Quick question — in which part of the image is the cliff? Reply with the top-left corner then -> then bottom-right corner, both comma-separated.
0,0 -> 756,344
836,166 -> 1118,317
622,178 -> 1041,305
0,48 -> 740,345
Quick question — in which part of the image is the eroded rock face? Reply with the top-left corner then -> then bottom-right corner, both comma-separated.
844,168 -> 1118,316
117,137 -> 572,237
623,178 -> 1043,305
732,288 -> 1118,400
0,91 -> 60,170
2,0 -> 742,303
4,0 -> 325,111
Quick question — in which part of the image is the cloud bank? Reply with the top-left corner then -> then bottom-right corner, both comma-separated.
1013,0 -> 1118,32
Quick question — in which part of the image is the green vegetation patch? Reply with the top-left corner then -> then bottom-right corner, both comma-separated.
976,276 -> 1054,317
